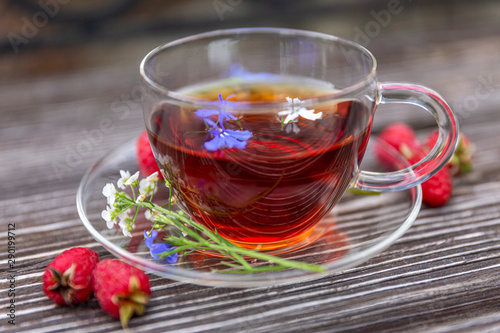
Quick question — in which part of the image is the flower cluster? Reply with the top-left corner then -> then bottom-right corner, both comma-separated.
101,170 -> 178,263
101,170 -> 141,237
195,94 -> 252,151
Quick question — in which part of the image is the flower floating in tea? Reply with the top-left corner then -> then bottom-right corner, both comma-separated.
195,94 -> 252,151
195,94 -> 237,127
205,127 -> 252,151
278,97 -> 323,133
101,171 -> 325,274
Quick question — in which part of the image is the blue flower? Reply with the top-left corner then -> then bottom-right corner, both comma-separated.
195,94 -> 252,151
195,94 -> 237,129
205,128 -> 252,151
194,108 -> 219,127
143,230 -> 178,264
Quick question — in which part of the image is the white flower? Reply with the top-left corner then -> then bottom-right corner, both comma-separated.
101,206 -> 117,229
124,171 -> 140,186
136,193 -> 146,203
120,223 -> 132,237
138,172 -> 158,198
117,209 -> 131,224
278,97 -> 323,125
144,209 -> 153,220
145,209 -> 162,221
117,170 -> 131,189
138,179 -> 151,195
118,210 -> 133,237
102,183 -> 116,206
117,170 -> 140,188
147,171 -> 159,183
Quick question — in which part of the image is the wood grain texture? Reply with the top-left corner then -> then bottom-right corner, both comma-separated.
2,1 -> 500,332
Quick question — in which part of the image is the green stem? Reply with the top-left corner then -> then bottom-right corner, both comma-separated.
166,237 -> 324,273
135,199 -> 326,273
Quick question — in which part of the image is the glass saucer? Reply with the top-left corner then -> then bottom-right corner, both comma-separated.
77,138 -> 421,288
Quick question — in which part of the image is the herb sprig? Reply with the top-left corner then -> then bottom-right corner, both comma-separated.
102,171 -> 326,274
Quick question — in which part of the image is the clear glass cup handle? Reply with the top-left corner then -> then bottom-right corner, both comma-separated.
356,82 -> 460,192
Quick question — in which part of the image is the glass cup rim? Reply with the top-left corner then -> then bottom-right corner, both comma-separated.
139,27 -> 378,109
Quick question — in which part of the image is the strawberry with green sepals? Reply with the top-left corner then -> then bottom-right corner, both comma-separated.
137,130 -> 163,179
425,130 -> 474,176
42,247 -> 99,306
92,259 -> 151,329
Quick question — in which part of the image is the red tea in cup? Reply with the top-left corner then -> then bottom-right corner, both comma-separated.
148,78 -> 371,249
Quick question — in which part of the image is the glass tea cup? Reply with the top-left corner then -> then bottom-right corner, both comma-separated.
140,28 -> 458,251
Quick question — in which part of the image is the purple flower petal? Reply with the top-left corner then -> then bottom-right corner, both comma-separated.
144,229 -> 178,264
195,109 -> 218,127
226,136 -> 248,149
150,243 -> 178,264
144,230 -> 157,249
195,94 -> 252,152
205,133 -> 224,151
225,129 -> 252,140
195,108 -> 219,118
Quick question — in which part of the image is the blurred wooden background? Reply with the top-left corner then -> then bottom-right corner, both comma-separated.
1,0 -> 498,81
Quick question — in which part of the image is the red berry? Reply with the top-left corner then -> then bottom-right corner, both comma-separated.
405,147 -> 453,207
421,167 -> 453,207
92,259 -> 151,328
136,130 -> 163,179
375,122 -> 421,169
425,130 -> 473,176
376,123 -> 454,207
378,122 -> 420,151
42,247 -> 99,306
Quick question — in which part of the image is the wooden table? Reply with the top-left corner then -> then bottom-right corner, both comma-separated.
2,1 -> 500,332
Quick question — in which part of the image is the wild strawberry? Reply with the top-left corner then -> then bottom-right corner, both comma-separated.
420,167 -> 453,207
377,122 -> 420,151
42,247 -> 99,306
374,122 -> 421,169
92,259 -> 151,328
137,130 -> 163,179
425,130 -> 474,176
376,123 -> 454,207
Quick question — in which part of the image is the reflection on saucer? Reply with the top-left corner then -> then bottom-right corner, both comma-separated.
279,216 -> 349,266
